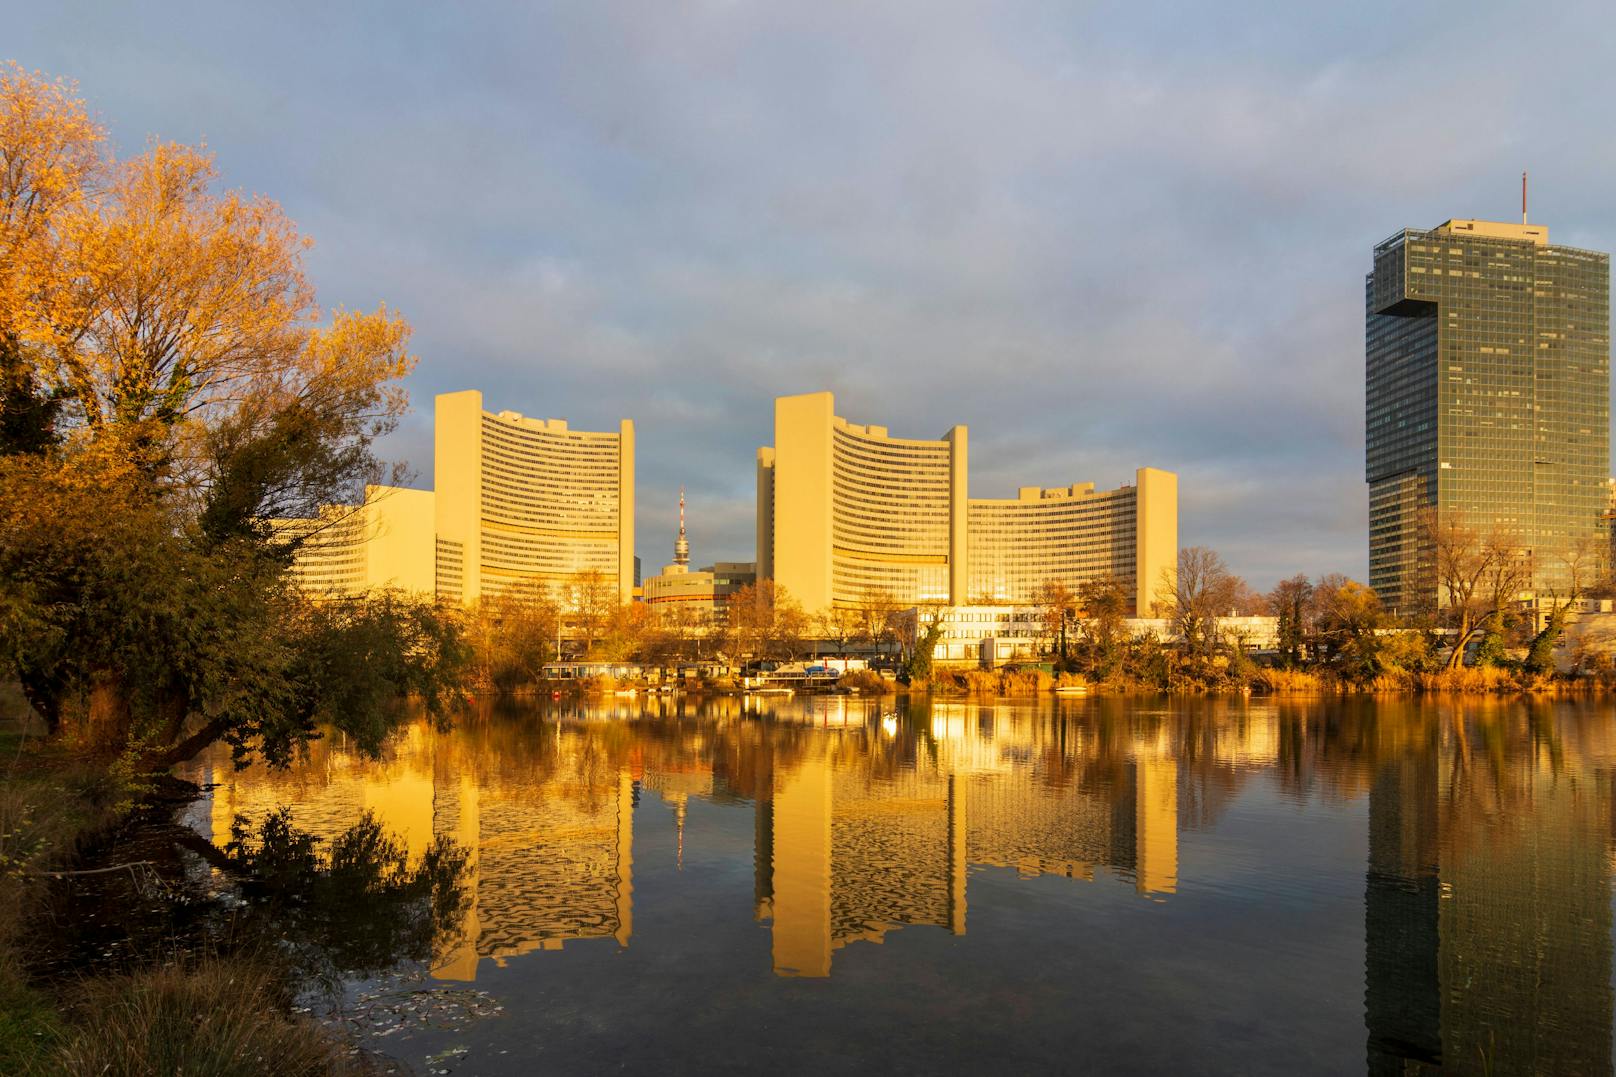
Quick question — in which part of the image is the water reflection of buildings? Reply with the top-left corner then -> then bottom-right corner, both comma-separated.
187,699 -> 1616,1067
1364,717 -> 1615,1075
754,709 -> 1181,978
198,724 -> 641,982
187,699 -> 1317,983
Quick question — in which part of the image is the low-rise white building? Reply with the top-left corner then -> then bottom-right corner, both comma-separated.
1126,616 -> 1280,651
895,607 -> 1282,667
895,606 -> 1048,666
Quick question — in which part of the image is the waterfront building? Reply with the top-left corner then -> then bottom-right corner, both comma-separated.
892,606 -> 1048,665
757,391 -> 967,615
1127,615 -> 1280,651
278,484 -> 436,598
756,391 -> 1175,617
435,390 -> 635,606
895,608 -> 1280,666
1607,477 -> 1616,571
1367,215 -> 1610,614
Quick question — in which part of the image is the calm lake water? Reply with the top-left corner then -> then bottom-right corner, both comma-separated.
180,695 -> 1616,1075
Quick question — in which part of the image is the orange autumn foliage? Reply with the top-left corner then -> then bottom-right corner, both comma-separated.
0,62 -> 455,765
1,60 -> 414,494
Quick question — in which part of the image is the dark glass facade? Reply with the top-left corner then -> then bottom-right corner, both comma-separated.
1366,221 -> 1610,614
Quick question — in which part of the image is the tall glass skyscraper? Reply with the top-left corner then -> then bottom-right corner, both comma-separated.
1366,218 -> 1609,614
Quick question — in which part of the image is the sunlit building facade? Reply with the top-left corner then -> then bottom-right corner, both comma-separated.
643,561 -> 757,625
892,606 -> 1048,665
1367,217 -> 1610,614
757,391 -> 966,614
277,484 -> 436,598
757,391 -> 1175,616
968,470 -> 1177,616
435,390 -> 635,606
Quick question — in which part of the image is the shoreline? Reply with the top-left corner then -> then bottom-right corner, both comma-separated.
506,668 -> 1616,704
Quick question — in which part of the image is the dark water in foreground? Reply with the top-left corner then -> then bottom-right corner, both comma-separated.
181,696 -> 1616,1075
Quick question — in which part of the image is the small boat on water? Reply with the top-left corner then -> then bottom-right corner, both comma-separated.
1054,685 -> 1089,696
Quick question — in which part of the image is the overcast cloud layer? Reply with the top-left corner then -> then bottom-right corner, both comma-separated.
10,1 -> 1616,589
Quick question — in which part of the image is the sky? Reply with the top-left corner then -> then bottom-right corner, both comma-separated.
9,1 -> 1616,590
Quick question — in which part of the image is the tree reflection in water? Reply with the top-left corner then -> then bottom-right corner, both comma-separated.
219,808 -> 470,990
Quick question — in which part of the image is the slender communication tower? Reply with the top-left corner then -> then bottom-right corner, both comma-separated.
674,487 -> 690,567
1522,170 -> 1529,224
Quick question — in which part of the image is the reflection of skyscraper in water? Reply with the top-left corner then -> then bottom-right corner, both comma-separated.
206,726 -> 437,859
365,751 -> 434,864
1134,759 -> 1178,897
1365,743 -> 1613,1075
948,773 -> 967,935
756,737 -> 1177,977
769,749 -> 833,977
198,727 -> 641,985
433,773 -> 483,981
435,768 -> 636,980
1365,751 -> 1442,1072
760,748 -> 968,978
968,755 -> 1176,897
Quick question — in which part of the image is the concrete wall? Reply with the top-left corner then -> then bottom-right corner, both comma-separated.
618,418 -> 637,605
435,390 -> 484,602
364,485 -> 436,595
770,392 -> 836,614
1135,467 -> 1178,617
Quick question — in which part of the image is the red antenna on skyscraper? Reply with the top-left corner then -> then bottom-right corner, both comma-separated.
1522,170 -> 1528,224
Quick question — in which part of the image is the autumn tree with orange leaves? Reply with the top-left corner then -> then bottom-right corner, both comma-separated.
0,63 -> 464,766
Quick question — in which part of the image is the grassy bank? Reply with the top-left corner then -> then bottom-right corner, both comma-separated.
0,731 -> 125,1071
1249,666 -> 1616,696
898,664 -> 1616,699
0,730 -> 353,1075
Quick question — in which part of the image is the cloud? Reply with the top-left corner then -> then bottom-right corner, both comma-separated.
7,1 -> 1614,591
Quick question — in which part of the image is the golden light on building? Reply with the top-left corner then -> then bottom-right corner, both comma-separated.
757,391 -> 1175,616
758,391 -> 965,614
435,389 -> 635,606
968,469 -> 1178,617
278,485 -> 436,598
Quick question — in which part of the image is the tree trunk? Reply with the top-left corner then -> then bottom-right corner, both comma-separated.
87,671 -> 132,751
155,678 -> 192,747
1445,612 -> 1475,670
16,666 -> 65,735
152,715 -> 230,768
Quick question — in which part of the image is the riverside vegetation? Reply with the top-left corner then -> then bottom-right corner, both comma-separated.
0,63 -> 470,1072
459,538 -> 1616,701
